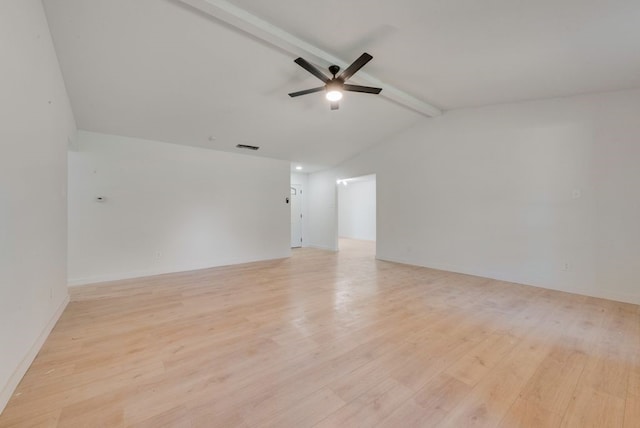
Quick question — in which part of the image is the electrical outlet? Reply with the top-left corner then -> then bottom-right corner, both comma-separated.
562,262 -> 570,271
155,251 -> 162,260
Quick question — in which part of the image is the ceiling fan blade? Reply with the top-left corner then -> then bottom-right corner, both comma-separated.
288,86 -> 325,97
330,101 -> 339,110
294,57 -> 329,83
338,53 -> 373,81
343,84 -> 382,94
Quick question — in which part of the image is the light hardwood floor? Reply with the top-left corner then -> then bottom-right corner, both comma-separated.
1,239 -> 639,427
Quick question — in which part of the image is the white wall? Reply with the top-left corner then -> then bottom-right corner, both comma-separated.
68,131 -> 291,285
306,170 -> 339,251
0,0 -> 76,412
338,177 -> 376,241
307,89 -> 640,304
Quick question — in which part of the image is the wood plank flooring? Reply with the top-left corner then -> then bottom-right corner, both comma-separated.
1,239 -> 639,427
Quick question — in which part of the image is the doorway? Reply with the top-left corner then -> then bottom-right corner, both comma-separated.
290,184 -> 303,248
337,174 -> 376,254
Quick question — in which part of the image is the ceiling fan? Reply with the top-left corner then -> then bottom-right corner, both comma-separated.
288,53 -> 382,110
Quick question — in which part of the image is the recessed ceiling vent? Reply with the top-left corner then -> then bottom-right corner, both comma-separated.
236,144 -> 259,151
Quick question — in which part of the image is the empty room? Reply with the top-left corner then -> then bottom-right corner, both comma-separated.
1,0 -> 639,426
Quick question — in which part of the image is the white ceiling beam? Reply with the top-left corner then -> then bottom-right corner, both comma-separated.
176,0 -> 442,117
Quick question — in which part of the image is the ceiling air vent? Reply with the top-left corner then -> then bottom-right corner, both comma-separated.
236,144 -> 259,151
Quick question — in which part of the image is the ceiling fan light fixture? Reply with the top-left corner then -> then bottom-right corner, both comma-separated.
289,53 -> 381,110
326,90 -> 343,101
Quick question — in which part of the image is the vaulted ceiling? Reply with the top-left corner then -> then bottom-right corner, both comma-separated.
44,0 -> 640,171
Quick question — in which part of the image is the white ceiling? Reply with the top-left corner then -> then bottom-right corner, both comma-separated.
44,0 -> 640,171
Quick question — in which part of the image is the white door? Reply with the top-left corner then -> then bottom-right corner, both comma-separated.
290,185 -> 302,248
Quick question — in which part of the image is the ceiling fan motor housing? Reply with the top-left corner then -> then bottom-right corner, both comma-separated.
326,80 -> 344,92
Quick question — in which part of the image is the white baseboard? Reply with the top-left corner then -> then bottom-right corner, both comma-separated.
68,267 -> 185,287
0,294 -> 70,414
376,255 -> 640,305
68,253 -> 292,287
